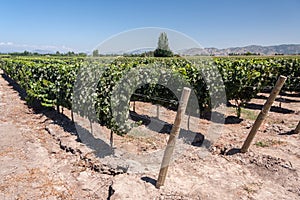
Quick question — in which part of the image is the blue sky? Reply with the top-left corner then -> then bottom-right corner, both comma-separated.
0,0 -> 299,52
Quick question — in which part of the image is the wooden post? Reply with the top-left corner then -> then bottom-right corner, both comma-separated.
71,110 -> 74,123
90,120 -> 93,134
294,121 -> 300,134
133,101 -> 136,112
156,87 -> 191,189
110,130 -> 114,147
187,110 -> 191,131
241,76 -> 287,153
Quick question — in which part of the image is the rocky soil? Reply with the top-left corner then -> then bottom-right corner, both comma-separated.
0,69 -> 299,199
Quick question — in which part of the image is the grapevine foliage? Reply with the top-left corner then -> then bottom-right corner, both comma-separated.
1,56 -> 299,134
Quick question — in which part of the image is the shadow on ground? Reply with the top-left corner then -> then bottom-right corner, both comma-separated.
225,148 -> 242,156
279,130 -> 298,135
244,103 -> 294,114
129,111 -> 205,147
141,176 -> 157,187
2,72 -> 114,158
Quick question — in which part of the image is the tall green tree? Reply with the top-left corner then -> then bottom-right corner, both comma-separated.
157,32 -> 170,51
92,49 -> 99,57
154,32 -> 173,57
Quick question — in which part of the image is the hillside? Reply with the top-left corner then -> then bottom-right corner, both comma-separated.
179,44 -> 300,56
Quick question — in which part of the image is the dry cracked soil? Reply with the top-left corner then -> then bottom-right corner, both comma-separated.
0,69 -> 299,199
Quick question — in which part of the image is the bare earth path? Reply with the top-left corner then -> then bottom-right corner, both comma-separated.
0,68 -> 300,199
0,70 -> 112,199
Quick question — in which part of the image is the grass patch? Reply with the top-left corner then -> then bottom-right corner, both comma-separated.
241,108 -> 257,120
255,139 -> 286,148
227,106 -> 257,120
255,141 -> 269,147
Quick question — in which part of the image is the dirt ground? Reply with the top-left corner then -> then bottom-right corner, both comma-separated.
0,69 -> 299,199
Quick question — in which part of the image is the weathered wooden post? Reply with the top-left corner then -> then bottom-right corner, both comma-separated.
57,105 -> 60,114
71,110 -> 74,123
133,101 -> 136,112
110,130 -> 114,147
156,87 -> 191,188
241,75 -> 287,153
294,121 -> 300,134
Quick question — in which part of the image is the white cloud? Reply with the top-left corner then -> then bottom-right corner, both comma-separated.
0,42 -> 13,46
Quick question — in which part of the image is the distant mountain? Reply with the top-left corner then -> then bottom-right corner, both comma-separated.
0,42 -> 74,54
2,42 -> 300,56
179,44 -> 300,56
125,47 -> 155,55
32,49 -> 55,54
98,47 -> 155,55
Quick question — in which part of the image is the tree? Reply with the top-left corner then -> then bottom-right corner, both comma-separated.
23,50 -> 30,56
158,32 -> 170,51
66,51 -> 75,56
154,32 -> 173,57
92,49 -> 99,57
78,52 -> 87,57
